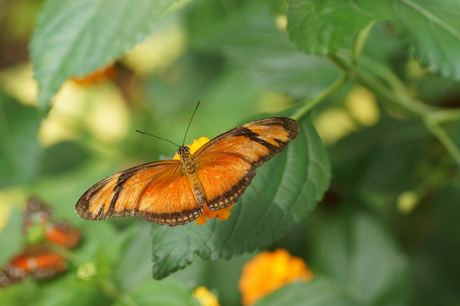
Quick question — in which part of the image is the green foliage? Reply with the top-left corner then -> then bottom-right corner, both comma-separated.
30,0 -> 180,113
1,0 -> 460,305
310,212 -> 409,305
187,0 -> 340,99
288,0 -> 460,82
255,279 -> 360,306
112,279 -> 201,306
0,209 -> 23,263
0,92 -> 42,187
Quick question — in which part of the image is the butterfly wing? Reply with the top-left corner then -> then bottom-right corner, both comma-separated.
0,245 -> 67,287
194,117 -> 299,210
23,198 -> 81,249
75,160 -> 204,226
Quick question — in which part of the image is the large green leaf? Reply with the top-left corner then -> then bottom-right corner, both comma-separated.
113,279 -> 200,306
288,0 -> 460,82
76,221 -> 135,280
394,0 -> 460,81
255,278 -> 362,306
0,208 -> 23,264
187,0 -> 339,99
35,275 -> 112,306
30,0 -> 179,113
115,222 -> 153,293
311,212 -> 410,306
0,92 -> 42,187
151,114 -> 331,279
288,0 -> 376,56
39,141 -> 90,176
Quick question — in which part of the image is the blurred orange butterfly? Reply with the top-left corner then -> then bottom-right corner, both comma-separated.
75,116 -> 299,227
0,198 -> 80,287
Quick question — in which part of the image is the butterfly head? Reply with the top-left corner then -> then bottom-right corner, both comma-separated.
177,145 -> 191,157
177,145 -> 197,172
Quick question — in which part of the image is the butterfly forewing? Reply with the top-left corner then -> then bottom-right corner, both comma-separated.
75,160 -> 203,226
194,117 -> 299,210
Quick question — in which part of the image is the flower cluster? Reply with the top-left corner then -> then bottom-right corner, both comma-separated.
193,286 -> 220,306
71,64 -> 115,86
238,249 -> 313,305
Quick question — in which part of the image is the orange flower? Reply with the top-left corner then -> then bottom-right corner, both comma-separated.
238,249 -> 313,305
195,203 -> 234,225
173,137 -> 234,225
71,64 -> 115,85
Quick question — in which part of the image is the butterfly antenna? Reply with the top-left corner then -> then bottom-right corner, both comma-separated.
182,101 -> 200,146
135,130 -> 180,148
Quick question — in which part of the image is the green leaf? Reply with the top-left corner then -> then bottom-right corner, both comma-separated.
39,141 -> 90,176
151,114 -> 331,279
0,208 -> 23,264
115,222 -> 153,293
35,274 -> 112,306
30,0 -> 179,113
113,279 -> 200,306
76,221 -> 135,281
392,0 -> 460,81
0,280 -> 41,306
255,278 -> 362,306
0,92 -> 42,187
187,0 -> 339,99
311,212 -> 410,306
287,0 -> 377,56
288,0 -> 460,81
410,186 -> 460,306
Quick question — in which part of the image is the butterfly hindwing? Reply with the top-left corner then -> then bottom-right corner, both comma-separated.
0,245 -> 67,287
23,198 -> 80,249
194,117 -> 299,210
75,160 -> 204,226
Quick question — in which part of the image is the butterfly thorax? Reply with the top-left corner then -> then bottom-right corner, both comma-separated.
177,146 -> 197,174
177,146 -> 207,206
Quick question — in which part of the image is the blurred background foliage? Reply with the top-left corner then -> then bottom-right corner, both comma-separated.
0,0 -> 460,305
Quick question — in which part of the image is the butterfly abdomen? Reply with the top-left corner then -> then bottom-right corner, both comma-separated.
180,150 -> 207,206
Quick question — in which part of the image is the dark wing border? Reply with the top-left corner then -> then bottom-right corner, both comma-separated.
195,117 -> 299,210
75,160 -> 179,220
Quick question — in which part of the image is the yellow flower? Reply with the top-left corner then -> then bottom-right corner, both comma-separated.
193,286 -> 220,306
173,137 -> 234,225
238,249 -> 313,305
173,137 -> 210,159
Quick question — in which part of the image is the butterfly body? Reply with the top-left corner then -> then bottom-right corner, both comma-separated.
177,146 -> 207,207
76,117 -> 299,227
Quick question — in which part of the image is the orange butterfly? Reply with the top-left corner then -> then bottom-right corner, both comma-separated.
75,117 -> 299,227
0,198 -> 80,287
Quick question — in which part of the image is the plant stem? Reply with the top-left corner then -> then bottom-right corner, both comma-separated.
424,119 -> 460,165
96,279 -> 138,306
350,21 -> 375,66
44,241 -> 81,263
428,109 -> 460,124
291,75 -> 347,121
45,242 -> 137,306
326,53 -> 460,166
